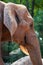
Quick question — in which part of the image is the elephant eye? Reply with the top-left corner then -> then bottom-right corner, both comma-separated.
30,22 -> 33,29
15,14 -> 20,24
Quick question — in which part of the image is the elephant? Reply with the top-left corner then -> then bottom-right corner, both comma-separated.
0,1 -> 42,65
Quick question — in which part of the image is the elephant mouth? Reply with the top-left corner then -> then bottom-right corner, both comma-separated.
20,35 -> 29,55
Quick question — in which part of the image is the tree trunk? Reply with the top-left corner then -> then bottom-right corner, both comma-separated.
20,0 -> 22,4
25,0 -> 30,11
31,0 -> 35,17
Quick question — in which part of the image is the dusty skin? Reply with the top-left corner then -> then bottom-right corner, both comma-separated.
0,1 -> 42,65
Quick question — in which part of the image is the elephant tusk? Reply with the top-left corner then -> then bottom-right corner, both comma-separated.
20,45 -> 29,55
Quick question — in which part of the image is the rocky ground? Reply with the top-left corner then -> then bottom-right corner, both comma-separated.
4,56 -> 43,65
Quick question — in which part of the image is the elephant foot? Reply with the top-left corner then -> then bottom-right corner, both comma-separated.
0,58 -> 4,65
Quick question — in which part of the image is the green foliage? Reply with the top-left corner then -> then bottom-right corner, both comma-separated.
3,0 -> 20,3
35,0 -> 43,8
34,10 -> 43,30
2,42 -> 26,62
2,42 -> 19,52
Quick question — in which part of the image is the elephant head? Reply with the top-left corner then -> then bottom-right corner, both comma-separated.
3,3 -> 42,65
0,2 -> 42,65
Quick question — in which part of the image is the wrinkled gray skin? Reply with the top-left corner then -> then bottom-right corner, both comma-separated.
0,1 -> 42,65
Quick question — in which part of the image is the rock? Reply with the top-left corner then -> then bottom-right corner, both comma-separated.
11,56 -> 32,65
11,56 -> 43,65
4,63 -> 11,65
9,48 -> 20,55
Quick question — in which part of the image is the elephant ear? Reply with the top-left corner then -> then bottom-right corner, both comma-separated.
4,5 -> 17,36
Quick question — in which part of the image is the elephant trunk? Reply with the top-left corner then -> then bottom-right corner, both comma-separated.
25,31 -> 42,65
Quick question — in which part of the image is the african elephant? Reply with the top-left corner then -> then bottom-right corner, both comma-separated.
0,1 -> 42,65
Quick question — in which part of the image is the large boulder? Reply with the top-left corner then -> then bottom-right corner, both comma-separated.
11,56 -> 43,65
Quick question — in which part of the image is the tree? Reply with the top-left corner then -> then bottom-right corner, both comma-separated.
31,0 -> 35,17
